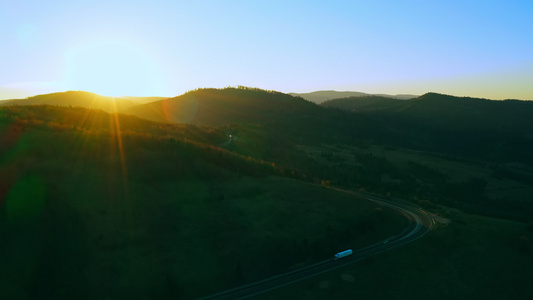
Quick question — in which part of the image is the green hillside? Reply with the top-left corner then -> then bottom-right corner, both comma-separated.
0,105 -> 406,299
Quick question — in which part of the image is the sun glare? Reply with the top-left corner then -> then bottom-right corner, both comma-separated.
63,40 -> 165,96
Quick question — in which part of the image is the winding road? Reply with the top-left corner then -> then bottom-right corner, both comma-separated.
199,188 -> 434,300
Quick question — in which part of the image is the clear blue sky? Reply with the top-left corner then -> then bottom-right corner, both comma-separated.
1,0 -> 532,99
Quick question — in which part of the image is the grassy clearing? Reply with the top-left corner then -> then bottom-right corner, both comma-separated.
257,207 -> 533,300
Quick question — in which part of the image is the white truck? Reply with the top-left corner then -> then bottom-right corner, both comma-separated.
334,249 -> 353,260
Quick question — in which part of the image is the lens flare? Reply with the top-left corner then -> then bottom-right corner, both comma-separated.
110,98 -> 129,197
63,39 -> 165,97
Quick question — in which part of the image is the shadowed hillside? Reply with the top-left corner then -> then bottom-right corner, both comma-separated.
321,92 -> 533,165
375,92 -> 533,132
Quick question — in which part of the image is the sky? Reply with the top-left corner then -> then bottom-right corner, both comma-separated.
1,0 -> 532,100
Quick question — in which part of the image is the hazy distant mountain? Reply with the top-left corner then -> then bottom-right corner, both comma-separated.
289,90 -> 418,104
0,91 -> 165,112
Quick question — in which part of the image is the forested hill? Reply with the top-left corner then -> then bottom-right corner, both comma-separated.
322,92 -> 533,164
378,92 -> 533,131
321,92 -> 533,132
124,87 -> 322,125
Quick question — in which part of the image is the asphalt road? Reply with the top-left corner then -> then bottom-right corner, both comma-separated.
199,189 -> 434,300
218,134 -> 238,147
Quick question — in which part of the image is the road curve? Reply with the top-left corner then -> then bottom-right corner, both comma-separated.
198,188 -> 434,300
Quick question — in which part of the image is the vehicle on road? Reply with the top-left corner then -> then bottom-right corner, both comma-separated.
334,249 -> 353,260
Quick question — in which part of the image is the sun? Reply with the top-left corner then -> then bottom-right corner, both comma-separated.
63,39 -> 165,96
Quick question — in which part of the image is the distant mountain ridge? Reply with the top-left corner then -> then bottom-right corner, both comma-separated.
0,91 -> 164,113
289,90 -> 418,104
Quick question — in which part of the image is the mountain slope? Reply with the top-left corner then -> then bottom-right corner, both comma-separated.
328,92 -> 533,132
121,96 -> 167,104
322,92 -> 533,164
387,93 -> 532,128
321,95 -> 407,112
321,92 -> 533,133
